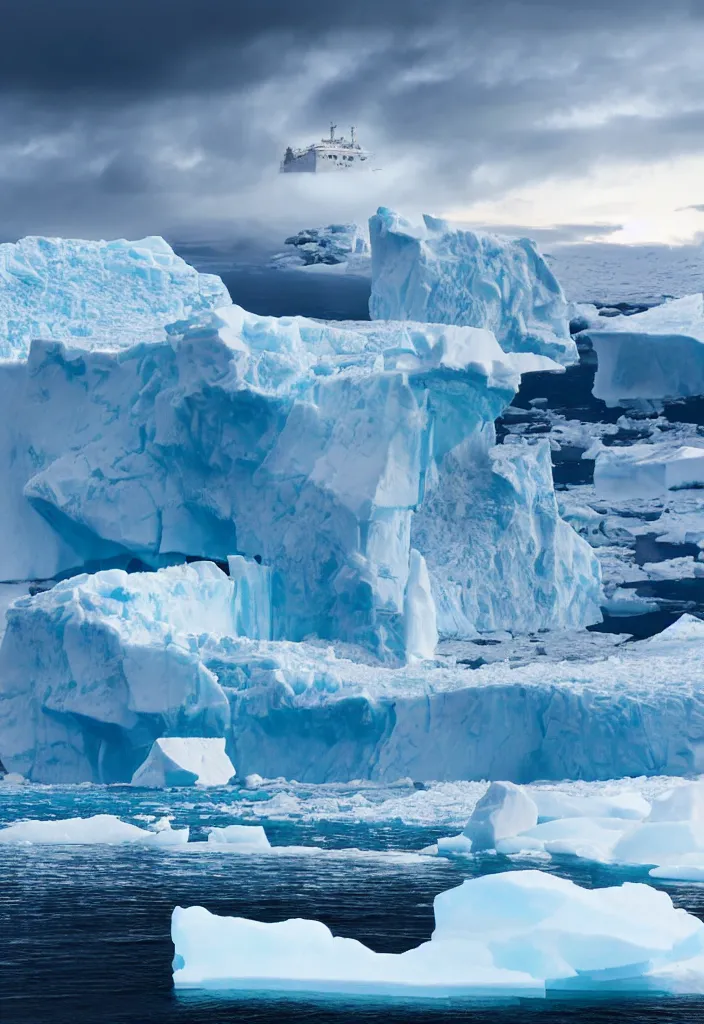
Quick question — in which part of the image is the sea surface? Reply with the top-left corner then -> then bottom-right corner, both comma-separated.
3,783 -> 704,1024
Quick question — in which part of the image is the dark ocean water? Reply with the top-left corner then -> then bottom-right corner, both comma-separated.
2,783 -> 704,1024
4,834 -> 704,1024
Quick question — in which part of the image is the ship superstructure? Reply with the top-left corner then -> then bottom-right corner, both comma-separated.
281,124 -> 371,173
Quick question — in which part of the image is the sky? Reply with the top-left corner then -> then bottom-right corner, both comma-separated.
2,0 -> 704,247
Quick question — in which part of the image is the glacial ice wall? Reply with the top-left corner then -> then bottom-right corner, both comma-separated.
413,439 -> 602,636
369,208 -> 576,366
0,302 -> 599,661
0,235 -> 231,360
0,562 -> 695,784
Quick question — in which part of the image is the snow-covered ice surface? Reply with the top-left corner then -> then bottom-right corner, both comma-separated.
594,442 -> 704,499
0,235 -> 230,360
172,869 -> 704,998
369,208 -> 576,366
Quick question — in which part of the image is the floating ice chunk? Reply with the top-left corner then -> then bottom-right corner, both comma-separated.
0,235 -> 230,361
496,817 -> 630,863
463,781 -> 538,852
131,738 -> 236,788
0,772 -> 27,785
369,208 -> 576,366
0,813 -> 189,845
595,443 -> 704,499
587,294 -> 704,407
611,821 -> 704,867
272,224 -> 371,273
207,824 -> 271,851
172,869 -> 704,997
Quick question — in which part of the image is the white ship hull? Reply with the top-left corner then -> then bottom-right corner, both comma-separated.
281,126 -> 371,174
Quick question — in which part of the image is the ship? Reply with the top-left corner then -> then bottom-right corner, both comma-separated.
280,123 -> 371,173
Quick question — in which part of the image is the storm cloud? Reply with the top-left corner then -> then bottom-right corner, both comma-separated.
1,0 -> 704,242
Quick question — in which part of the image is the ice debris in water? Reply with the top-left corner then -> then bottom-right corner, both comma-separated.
207,824 -> 271,851
433,772 -> 704,882
369,207 -> 576,366
0,813 -> 188,845
171,869 -> 704,998
585,293 -> 704,407
0,301 -> 599,658
131,738 -> 236,788
0,235 -> 230,360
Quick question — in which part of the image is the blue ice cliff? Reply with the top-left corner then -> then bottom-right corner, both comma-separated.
2,561 -> 700,785
0,235 -> 230,360
369,207 -> 577,366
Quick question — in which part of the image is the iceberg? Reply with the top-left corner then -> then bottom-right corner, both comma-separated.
0,302 -> 597,658
594,443 -> 704,499
171,869 -> 704,998
131,737 -> 236,788
462,781 -> 538,852
207,824 -> 271,851
586,294 -> 704,407
1,571 -> 700,785
0,235 -> 230,361
0,813 -> 188,845
369,208 -> 576,366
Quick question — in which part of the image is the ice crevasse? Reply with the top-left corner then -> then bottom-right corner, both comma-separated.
368,207 -> 577,366
172,870 -> 704,998
0,300 -> 601,657
0,562 -> 697,785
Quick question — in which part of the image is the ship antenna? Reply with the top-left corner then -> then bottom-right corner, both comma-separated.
350,125 -> 356,145
330,122 -> 336,141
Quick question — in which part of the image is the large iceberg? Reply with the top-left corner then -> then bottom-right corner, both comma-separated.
0,235 -> 230,361
369,208 -> 576,366
172,869 -> 704,998
586,293 -> 704,407
0,567 -> 698,784
0,302 -> 598,657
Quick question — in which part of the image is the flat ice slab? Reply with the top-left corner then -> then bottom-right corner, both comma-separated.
172,869 -> 704,998
586,294 -> 704,406
131,737 -> 236,788
0,813 -> 188,845
594,443 -> 704,499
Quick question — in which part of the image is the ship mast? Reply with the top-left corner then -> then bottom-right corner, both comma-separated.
329,122 -> 337,142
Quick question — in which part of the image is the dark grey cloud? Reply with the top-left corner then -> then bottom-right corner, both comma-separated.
1,0 -> 704,242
